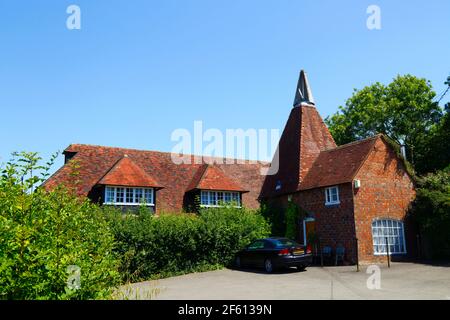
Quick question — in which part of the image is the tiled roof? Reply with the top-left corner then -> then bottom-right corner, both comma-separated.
44,144 -> 268,211
260,134 -> 383,198
299,135 -> 379,190
187,164 -> 247,192
97,156 -> 162,188
259,105 -> 337,198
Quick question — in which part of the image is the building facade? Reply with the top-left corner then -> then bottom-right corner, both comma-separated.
44,70 -> 417,263
259,71 -> 416,263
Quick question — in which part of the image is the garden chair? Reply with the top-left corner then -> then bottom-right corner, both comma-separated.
335,245 -> 345,266
321,246 -> 332,265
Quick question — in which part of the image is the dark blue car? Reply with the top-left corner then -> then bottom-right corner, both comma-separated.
234,237 -> 313,273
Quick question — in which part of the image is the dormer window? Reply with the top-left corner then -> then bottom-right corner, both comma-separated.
104,186 -> 154,206
200,190 -> 241,207
325,186 -> 340,205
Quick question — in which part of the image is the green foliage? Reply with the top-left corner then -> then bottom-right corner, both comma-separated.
414,107 -> 450,174
284,202 -> 305,240
382,134 -> 417,180
325,74 -> 443,171
412,169 -> 450,258
105,206 -> 270,283
260,201 -> 307,240
0,152 -> 120,300
260,201 -> 285,236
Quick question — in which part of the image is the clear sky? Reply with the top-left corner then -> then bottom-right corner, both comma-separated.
0,0 -> 449,169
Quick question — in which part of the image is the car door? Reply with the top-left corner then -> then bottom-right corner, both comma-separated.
254,240 -> 276,268
244,240 -> 265,267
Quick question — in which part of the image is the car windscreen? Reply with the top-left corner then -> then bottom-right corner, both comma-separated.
271,239 -> 301,248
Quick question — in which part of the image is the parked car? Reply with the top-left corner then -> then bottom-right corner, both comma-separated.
234,237 -> 313,273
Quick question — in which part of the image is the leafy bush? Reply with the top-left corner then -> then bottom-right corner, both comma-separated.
0,152 -> 120,300
260,202 -> 286,236
106,205 -> 270,283
284,202 -> 307,240
412,168 -> 450,259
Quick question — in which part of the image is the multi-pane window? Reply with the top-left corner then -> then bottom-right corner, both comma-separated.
135,188 -> 143,203
104,186 -> 154,206
116,187 -> 124,203
144,189 -> 153,204
325,186 -> 339,205
372,219 -> 406,255
126,188 -> 134,203
105,187 -> 115,203
200,191 -> 241,207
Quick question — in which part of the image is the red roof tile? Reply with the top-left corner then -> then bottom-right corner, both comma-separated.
260,105 -> 337,198
44,144 -> 268,211
97,156 -> 162,188
299,135 -> 379,190
187,164 -> 247,192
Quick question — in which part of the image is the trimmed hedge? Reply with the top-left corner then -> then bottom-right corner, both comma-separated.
105,206 -> 271,282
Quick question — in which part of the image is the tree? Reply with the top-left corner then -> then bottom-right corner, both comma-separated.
414,105 -> 450,173
325,75 -> 443,169
412,168 -> 450,259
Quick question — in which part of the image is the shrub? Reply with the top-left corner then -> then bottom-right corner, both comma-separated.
260,201 -> 285,236
0,152 -> 120,300
106,205 -> 270,283
284,202 -> 306,240
198,206 -> 271,265
412,168 -> 450,259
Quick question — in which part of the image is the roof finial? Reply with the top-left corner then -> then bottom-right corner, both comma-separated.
293,70 -> 315,107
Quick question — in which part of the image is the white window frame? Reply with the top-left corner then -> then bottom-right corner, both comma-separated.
372,219 -> 407,255
324,186 -> 340,205
199,190 -> 241,208
104,186 -> 154,206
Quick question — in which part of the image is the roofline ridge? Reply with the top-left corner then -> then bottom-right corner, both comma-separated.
65,143 -> 271,165
320,134 -> 381,152
94,155 -> 124,186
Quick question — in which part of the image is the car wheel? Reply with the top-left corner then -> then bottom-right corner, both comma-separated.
297,265 -> 306,272
264,259 -> 273,273
234,256 -> 241,268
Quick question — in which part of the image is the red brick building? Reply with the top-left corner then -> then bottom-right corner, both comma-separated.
44,70 -> 417,264
44,144 -> 268,213
259,71 -> 417,263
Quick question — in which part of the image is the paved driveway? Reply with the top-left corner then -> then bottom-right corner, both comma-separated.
119,262 -> 450,300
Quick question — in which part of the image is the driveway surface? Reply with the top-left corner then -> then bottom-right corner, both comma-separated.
119,262 -> 450,300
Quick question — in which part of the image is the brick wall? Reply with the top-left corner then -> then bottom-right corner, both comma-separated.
267,183 -> 358,263
353,138 -> 416,263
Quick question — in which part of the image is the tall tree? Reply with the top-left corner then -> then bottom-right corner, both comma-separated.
414,102 -> 450,173
325,75 -> 443,171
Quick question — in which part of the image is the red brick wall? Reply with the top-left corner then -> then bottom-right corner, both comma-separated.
267,183 -> 358,263
353,138 -> 416,263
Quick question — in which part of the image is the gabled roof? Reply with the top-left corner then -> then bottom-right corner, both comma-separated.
186,164 -> 248,192
299,135 -> 379,190
43,144 -> 267,211
97,155 -> 162,188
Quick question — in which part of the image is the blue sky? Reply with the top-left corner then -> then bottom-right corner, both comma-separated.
0,0 -> 449,169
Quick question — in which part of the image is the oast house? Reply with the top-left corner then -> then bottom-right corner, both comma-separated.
44,70 -> 417,264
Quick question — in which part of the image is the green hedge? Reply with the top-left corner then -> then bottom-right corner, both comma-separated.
106,206 -> 271,283
1,152 -> 271,298
0,152 -> 120,300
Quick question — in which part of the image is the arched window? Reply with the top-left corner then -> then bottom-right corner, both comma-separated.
372,219 -> 406,255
